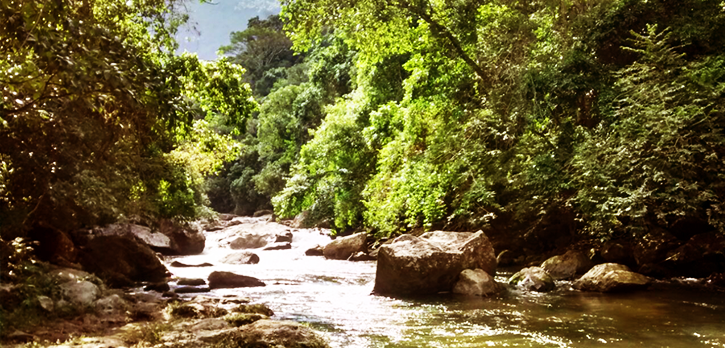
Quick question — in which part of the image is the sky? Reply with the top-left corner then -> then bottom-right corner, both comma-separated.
176,0 -> 281,60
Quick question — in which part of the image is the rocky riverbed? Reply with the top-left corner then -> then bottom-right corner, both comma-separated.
3,215 -> 725,347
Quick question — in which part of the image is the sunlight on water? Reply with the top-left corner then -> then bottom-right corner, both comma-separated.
166,220 -> 725,348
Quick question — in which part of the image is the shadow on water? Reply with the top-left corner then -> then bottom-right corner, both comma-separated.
167,225 -> 725,348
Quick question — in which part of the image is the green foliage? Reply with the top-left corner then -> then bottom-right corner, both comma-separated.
270,0 -> 725,241
572,25 -> 725,237
0,0 -> 255,236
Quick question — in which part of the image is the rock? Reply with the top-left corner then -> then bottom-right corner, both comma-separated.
208,271 -> 266,289
94,294 -> 127,315
233,319 -> 330,348
190,318 -> 230,332
37,295 -> 54,312
226,224 -> 293,250
144,282 -> 170,292
453,269 -> 498,296
323,233 -> 367,260
233,303 -> 275,316
540,250 -> 592,280
253,210 -> 274,218
600,240 -> 636,266
79,235 -> 168,287
573,263 -> 651,292
49,268 -> 90,283
225,313 -> 267,327
348,251 -> 375,261
304,245 -> 325,256
508,267 -> 556,292
219,214 -> 238,221
275,232 -> 293,243
175,286 -> 211,294
291,211 -> 311,228
496,250 -> 515,267
28,224 -> 78,266
159,219 -> 206,255
633,227 -> 681,267
373,231 -> 497,296
60,280 -> 100,305
98,223 -> 173,253
178,278 -> 207,286
170,261 -> 214,267
263,242 -> 292,250
221,251 -> 260,265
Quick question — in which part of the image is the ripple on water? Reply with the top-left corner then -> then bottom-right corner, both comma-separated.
166,225 -> 725,348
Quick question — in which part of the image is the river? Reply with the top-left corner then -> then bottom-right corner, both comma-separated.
165,218 -> 725,348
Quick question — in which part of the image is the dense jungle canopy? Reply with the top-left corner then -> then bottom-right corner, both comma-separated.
2,0 -> 725,251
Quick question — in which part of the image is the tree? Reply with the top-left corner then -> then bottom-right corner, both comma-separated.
0,0 -> 255,238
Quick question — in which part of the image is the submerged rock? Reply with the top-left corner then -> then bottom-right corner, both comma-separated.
263,242 -> 292,250
323,233 -> 367,260
348,251 -> 375,261
305,245 -> 325,256
170,261 -> 214,268
221,251 -> 260,265
373,231 -> 497,296
208,271 -> 266,289
541,250 -> 592,280
508,266 -> 555,292
178,278 -> 206,286
233,319 -> 330,348
573,263 -> 651,292
453,269 -> 498,296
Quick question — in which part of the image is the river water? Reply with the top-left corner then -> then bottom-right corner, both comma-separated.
166,218 -> 725,348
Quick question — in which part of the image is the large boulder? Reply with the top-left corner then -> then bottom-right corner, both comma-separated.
97,223 -> 173,253
573,263 -> 651,292
453,269 -> 498,296
373,231 -> 497,296
508,267 -> 555,292
221,251 -> 260,265
225,222 -> 293,250
233,319 -> 330,348
79,235 -> 168,287
208,271 -> 266,289
323,233 -> 367,260
28,224 -> 78,266
159,219 -> 206,255
60,280 -> 100,306
540,250 -> 592,280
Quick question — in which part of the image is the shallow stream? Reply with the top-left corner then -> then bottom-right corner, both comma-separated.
166,219 -> 725,348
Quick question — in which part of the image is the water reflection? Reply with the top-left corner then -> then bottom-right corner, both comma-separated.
167,224 -> 725,348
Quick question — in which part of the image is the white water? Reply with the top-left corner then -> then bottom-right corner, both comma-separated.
165,217 -> 725,348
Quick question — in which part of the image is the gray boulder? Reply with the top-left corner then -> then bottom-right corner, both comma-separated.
508,267 -> 555,292
324,233 -> 367,260
540,250 -> 592,280
159,219 -> 206,255
94,294 -> 127,315
60,280 -> 100,306
208,271 -> 266,289
221,251 -> 260,265
263,242 -> 292,250
373,231 -> 497,296
304,245 -> 325,256
453,269 -> 498,296
573,263 -> 651,292
225,223 -> 293,250
99,223 -> 173,253
233,319 -> 330,348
